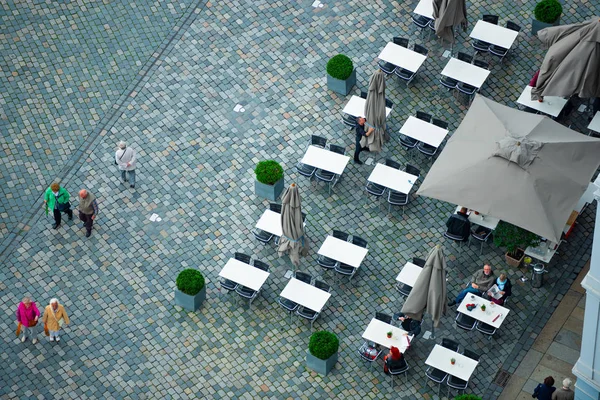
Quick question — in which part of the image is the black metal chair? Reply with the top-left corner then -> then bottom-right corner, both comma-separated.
505,21 -> 522,49
385,158 -> 401,170
412,14 -> 433,39
360,91 -> 368,99
296,162 -> 317,179
483,14 -> 499,24
396,281 -> 412,297
387,191 -> 409,214
416,141 -> 438,159
253,260 -> 270,272
335,262 -> 358,284
279,296 -> 298,324
388,358 -> 409,388
400,134 -> 418,157
315,144 -> 345,194
457,52 -> 473,63
416,111 -> 432,122
456,82 -> 478,105
414,44 -> 428,57
462,349 -> 481,361
473,59 -> 489,69
455,312 -> 476,331
269,203 -> 281,213
318,230 -> 348,275
441,338 -> 460,352
395,45 -> 428,86
351,236 -> 368,248
393,37 -> 409,47
476,320 -> 497,339
342,113 -> 357,130
375,312 -> 393,324
385,98 -> 394,109
432,118 -> 449,130
470,226 -> 492,254
314,280 -> 331,293
296,306 -> 319,331
444,230 -> 467,246
333,230 -> 350,241
425,366 -> 448,396
234,252 -> 252,264
405,164 -> 421,181
295,271 -> 312,284
311,135 -> 327,148
235,284 -> 259,309
253,227 -> 273,245
440,75 -> 459,96
446,349 -> 481,397
413,257 -> 426,267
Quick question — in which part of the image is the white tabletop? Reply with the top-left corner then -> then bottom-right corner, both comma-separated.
414,0 -> 434,18
525,244 -> 559,263
425,344 -> 479,382
516,86 -> 568,117
588,112 -> 600,133
218,258 -> 270,291
317,236 -> 368,268
280,278 -> 331,312
399,116 -> 449,148
362,318 -> 413,353
367,164 -> 417,194
469,20 -> 519,49
342,95 -> 392,118
441,58 -> 490,89
457,293 -> 509,329
454,207 -> 500,230
395,262 -> 423,287
300,145 -> 350,175
378,42 -> 427,73
255,209 -> 281,237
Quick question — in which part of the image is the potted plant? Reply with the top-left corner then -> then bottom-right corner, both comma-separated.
481,304 -> 486,312
450,358 -> 456,365
326,54 -> 356,96
493,221 -> 540,268
306,330 -> 339,376
454,395 -> 482,400
531,0 -> 562,35
386,331 -> 393,339
254,160 -> 284,201
174,269 -> 206,312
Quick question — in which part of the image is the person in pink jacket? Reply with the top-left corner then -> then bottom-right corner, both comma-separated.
16,297 -> 41,344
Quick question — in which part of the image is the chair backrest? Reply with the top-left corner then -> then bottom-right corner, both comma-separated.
301,212 -> 307,223
506,21 -> 521,32
412,257 -> 426,267
441,338 -> 460,352
295,271 -> 312,284
416,111 -> 432,122
329,144 -> 345,155
432,118 -> 449,130
311,135 -> 327,148
234,252 -> 251,264
385,98 -> 394,108
269,203 -> 282,213
360,91 -> 368,99
393,37 -> 409,48
413,44 -> 428,56
333,230 -> 350,241
482,14 -> 499,24
375,312 -> 392,324
473,59 -> 489,70
314,280 -> 331,292
352,236 -> 368,248
457,52 -> 473,63
385,158 -> 401,170
462,349 -> 481,361
405,163 -> 421,178
253,260 -> 270,272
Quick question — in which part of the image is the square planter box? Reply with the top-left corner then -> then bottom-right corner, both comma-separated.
174,286 -> 206,312
306,351 -> 338,376
327,68 -> 357,96
255,177 -> 284,201
531,17 -> 560,36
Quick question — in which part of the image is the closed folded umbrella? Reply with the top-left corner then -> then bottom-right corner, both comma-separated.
532,17 -> 600,100
433,0 -> 468,43
361,69 -> 386,152
278,183 -> 309,266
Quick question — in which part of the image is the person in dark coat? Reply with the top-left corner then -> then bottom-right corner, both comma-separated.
383,346 -> 404,374
445,207 -> 471,241
394,313 -> 422,337
533,376 -> 556,399
354,117 -> 374,165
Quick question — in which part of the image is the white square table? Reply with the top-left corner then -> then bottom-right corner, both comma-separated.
588,112 -> 600,135
255,209 -> 281,237
300,145 -> 350,175
378,42 -> 427,73
457,293 -> 509,329
280,278 -> 331,312
425,344 -> 479,382
362,318 -> 413,353
414,0 -> 434,18
441,58 -> 490,89
367,164 -> 418,194
454,207 -> 500,230
399,116 -> 449,148
342,95 -> 392,118
395,262 -> 423,287
218,258 -> 270,291
516,86 -> 568,117
469,20 -> 519,49
317,236 -> 368,268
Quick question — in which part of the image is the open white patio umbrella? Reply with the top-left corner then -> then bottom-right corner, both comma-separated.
361,69 -> 386,152
278,183 -> 309,266
417,95 -> 600,243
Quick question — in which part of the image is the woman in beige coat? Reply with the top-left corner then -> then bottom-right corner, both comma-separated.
42,298 -> 70,342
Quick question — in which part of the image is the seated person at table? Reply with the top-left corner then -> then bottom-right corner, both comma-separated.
393,312 -> 422,338
383,346 -> 403,374
445,207 -> 471,241
487,271 -> 511,306
448,264 -> 496,306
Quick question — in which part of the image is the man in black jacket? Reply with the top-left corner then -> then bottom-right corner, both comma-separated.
354,117 -> 374,164
445,207 -> 471,241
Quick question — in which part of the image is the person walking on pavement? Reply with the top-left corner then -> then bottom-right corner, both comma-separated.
42,298 -> 70,342
354,117 -> 374,165
43,182 -> 73,229
115,141 -> 137,188
78,189 -> 98,238
15,296 -> 40,344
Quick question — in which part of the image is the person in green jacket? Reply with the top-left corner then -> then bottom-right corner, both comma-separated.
43,183 -> 73,229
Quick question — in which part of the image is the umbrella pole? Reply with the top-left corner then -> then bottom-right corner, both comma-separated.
430,314 -> 436,340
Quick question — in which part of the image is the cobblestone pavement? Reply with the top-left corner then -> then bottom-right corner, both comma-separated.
1,0 -> 598,399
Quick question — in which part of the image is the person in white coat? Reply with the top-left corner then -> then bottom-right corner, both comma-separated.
115,141 -> 137,188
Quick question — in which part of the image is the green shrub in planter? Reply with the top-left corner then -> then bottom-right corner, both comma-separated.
176,269 -> 205,295
534,0 -> 562,23
493,221 -> 540,258
255,160 -> 284,185
454,395 -> 482,400
309,331 -> 339,360
326,54 -> 354,81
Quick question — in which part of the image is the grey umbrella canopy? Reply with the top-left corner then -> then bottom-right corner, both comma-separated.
417,95 -> 600,243
432,0 -> 467,43
531,17 -> 600,100
361,69 -> 386,152
278,183 -> 309,266
401,245 -> 447,330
